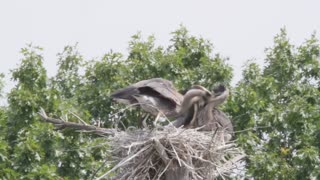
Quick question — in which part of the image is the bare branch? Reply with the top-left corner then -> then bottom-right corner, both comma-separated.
153,138 -> 170,165
38,108 -> 116,135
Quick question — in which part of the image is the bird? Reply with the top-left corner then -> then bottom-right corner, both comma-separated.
111,78 -> 233,137
110,78 -> 184,121
196,87 -> 233,133
172,85 -> 212,128
172,85 -> 234,138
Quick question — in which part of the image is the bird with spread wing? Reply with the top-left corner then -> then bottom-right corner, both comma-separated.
110,78 -> 233,138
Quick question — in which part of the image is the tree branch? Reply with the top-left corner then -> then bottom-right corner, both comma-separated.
38,108 -> 117,135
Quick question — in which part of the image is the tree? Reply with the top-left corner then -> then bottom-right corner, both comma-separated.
0,26 -> 232,179
226,29 -> 320,179
3,45 -> 109,179
4,45 -> 59,179
0,74 -> 13,179
54,44 -> 83,99
2,26 -> 318,179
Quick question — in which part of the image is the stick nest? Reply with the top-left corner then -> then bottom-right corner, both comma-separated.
99,125 -> 245,180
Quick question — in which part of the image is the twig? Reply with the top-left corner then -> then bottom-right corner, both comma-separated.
234,126 -> 271,134
96,144 -> 152,180
38,108 -> 116,135
216,144 -> 236,151
69,111 -> 88,125
153,138 -> 170,165
158,159 -> 172,179
90,157 -> 110,180
169,140 -> 182,167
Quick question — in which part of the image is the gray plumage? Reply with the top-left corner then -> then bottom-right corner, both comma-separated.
111,78 -> 183,118
172,85 -> 234,137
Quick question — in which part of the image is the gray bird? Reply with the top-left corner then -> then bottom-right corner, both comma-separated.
172,85 -> 212,128
172,85 -> 234,138
111,78 -> 184,119
196,87 -> 233,134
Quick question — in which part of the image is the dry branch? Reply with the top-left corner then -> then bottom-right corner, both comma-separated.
102,125 -> 245,180
38,108 -> 117,135
38,108 -> 245,179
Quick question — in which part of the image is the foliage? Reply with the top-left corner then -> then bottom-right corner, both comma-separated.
226,29 -> 320,179
0,26 -> 319,179
0,26 -> 232,179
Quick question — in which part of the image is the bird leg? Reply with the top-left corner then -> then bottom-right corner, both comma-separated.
187,104 -> 198,128
142,114 -> 150,129
153,112 -> 162,127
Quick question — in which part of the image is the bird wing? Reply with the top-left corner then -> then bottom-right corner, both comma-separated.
111,78 -> 183,107
140,78 -> 183,106
213,109 -> 234,134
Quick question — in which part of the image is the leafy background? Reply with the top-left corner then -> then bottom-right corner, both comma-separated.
0,26 -> 319,179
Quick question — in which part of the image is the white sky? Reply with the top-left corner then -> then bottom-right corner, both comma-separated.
0,0 -> 320,100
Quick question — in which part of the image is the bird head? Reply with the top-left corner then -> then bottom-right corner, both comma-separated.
212,85 -> 226,97
190,85 -> 212,98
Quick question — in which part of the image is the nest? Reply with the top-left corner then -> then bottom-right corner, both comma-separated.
97,125 -> 245,180
37,108 -> 245,179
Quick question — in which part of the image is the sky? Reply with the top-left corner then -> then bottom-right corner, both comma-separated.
1,0 -> 320,102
